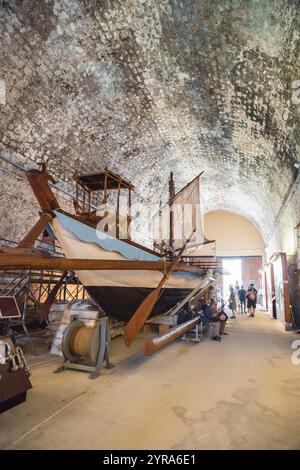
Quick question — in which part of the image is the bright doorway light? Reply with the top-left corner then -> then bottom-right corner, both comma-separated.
222,258 -> 242,299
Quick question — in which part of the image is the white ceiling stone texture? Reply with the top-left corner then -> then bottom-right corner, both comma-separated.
0,0 -> 300,243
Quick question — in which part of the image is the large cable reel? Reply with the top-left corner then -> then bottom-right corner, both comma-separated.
62,316 -> 111,366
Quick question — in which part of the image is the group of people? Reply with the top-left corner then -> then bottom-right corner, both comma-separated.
178,297 -> 229,342
177,281 -> 258,343
228,282 -> 258,318
201,299 -> 228,341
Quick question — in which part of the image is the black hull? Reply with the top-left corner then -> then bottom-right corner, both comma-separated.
86,286 -> 192,322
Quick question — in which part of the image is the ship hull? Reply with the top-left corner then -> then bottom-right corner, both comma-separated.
50,211 -> 207,322
86,286 -> 192,322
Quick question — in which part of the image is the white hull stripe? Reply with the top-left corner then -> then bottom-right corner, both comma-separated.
51,213 -> 203,289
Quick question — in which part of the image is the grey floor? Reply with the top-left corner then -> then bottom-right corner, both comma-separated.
1,309 -> 300,450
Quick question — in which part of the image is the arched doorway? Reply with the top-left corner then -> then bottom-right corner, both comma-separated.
203,211 -> 265,300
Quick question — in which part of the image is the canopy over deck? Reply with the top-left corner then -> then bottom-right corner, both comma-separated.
75,168 -> 135,191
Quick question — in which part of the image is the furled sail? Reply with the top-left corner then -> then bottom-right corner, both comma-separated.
152,173 -> 207,256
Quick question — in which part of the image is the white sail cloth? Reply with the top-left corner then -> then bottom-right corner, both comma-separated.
152,176 -> 204,255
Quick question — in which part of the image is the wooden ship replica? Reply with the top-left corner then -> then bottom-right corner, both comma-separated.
0,165 -> 214,365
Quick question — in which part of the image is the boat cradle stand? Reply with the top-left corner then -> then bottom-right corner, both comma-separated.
55,315 -> 112,379
180,322 -> 201,343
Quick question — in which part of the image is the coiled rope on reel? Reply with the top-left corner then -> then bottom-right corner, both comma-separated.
62,317 -> 111,366
69,325 -> 99,362
59,315 -> 111,378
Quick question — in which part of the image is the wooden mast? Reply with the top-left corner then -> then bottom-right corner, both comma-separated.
127,187 -> 132,240
103,166 -> 108,204
168,172 -> 175,260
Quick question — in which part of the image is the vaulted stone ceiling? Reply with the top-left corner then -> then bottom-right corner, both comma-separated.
0,0 -> 300,243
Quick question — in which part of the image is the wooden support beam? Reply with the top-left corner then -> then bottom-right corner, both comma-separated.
39,270 -> 68,323
18,213 -> 53,248
26,170 -> 59,211
164,279 -> 214,317
0,255 -> 204,273
143,316 -> 200,356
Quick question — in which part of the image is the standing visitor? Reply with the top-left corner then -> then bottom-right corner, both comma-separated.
234,281 -> 240,312
238,285 -> 247,314
228,286 -> 237,319
247,283 -> 258,317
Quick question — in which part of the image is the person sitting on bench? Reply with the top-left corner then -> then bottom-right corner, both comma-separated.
177,302 -> 193,325
200,300 -> 221,341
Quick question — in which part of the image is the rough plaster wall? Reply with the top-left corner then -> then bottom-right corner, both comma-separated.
266,181 -> 300,260
204,211 -> 265,257
0,0 -> 300,244
0,172 -> 39,241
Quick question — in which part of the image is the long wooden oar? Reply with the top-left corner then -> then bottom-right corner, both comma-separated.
124,229 -> 196,347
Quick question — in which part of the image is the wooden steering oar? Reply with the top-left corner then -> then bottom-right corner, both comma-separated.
124,229 -> 197,347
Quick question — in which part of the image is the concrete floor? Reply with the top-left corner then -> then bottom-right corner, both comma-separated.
1,309 -> 300,450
